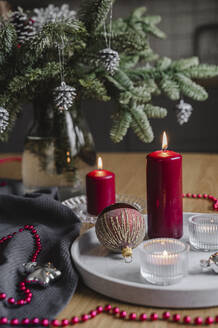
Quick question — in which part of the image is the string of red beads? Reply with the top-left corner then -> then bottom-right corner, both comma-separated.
0,225 -> 41,307
182,192 -> 218,211
0,304 -> 217,326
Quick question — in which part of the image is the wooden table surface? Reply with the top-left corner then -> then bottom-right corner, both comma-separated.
0,152 -> 218,327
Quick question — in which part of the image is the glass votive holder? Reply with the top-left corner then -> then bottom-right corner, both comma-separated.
139,238 -> 189,286
188,214 -> 218,251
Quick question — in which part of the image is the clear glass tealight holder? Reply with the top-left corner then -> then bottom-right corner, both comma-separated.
188,214 -> 218,251
139,238 -> 189,286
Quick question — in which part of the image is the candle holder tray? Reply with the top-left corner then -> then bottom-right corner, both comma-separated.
70,211 -> 218,308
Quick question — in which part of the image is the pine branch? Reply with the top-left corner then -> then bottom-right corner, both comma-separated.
79,75 -> 110,101
144,104 -> 167,119
78,0 -> 113,32
131,7 -> 147,20
184,64 -> 218,79
107,70 -> 151,104
93,30 -> 150,55
130,103 -> 154,143
175,73 -> 208,101
0,22 -> 17,65
157,57 -> 172,70
160,77 -> 180,100
110,110 -> 132,143
8,62 -> 61,100
120,55 -> 139,69
30,21 -> 87,59
171,57 -> 199,70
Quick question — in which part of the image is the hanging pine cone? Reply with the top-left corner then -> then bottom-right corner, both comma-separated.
53,81 -> 77,112
11,8 -> 36,44
0,107 -> 9,134
176,99 -> 193,125
97,48 -> 120,75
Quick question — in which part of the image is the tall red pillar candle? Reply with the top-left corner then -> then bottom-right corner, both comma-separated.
86,157 -> 115,215
146,132 -> 183,239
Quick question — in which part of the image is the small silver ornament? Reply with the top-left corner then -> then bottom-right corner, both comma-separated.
53,81 -> 76,112
97,48 -> 120,75
23,262 -> 61,287
0,107 -> 9,134
200,252 -> 218,273
175,99 -> 193,125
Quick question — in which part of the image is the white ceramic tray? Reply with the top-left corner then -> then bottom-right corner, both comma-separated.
71,212 -> 218,308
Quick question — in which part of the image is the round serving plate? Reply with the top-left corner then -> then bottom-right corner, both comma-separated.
71,212 -> 218,308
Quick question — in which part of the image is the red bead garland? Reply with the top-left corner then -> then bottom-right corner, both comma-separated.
182,192 -> 218,211
0,225 -> 41,308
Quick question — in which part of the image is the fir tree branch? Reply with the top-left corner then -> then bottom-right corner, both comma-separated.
175,73 -> 208,101
157,57 -> 172,70
0,22 -> 17,65
110,109 -> 132,143
7,62 -> 61,103
160,77 -> 180,100
78,0 -> 113,32
184,64 -> 218,79
171,57 -> 199,70
129,103 -> 154,143
79,75 -> 110,101
144,104 -> 167,119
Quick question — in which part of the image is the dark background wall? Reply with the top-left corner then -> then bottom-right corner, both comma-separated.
1,0 -> 218,153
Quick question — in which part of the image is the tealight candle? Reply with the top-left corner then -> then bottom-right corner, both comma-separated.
86,156 -> 115,215
189,214 -> 218,250
139,238 -> 189,285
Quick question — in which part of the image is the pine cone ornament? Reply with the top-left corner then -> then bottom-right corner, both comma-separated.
0,107 -> 9,134
11,9 -> 36,44
32,4 -> 76,31
176,99 -> 193,125
53,81 -> 76,112
97,48 -> 120,75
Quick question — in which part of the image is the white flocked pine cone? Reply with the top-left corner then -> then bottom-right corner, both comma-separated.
32,4 -> 76,31
176,99 -> 193,125
11,9 -> 36,44
97,48 -> 120,75
0,107 -> 9,134
53,82 -> 76,112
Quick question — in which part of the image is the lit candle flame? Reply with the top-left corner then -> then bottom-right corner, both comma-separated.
162,131 -> 168,151
97,156 -> 103,170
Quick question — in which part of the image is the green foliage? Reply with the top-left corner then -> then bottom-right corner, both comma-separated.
184,64 -> 218,79
0,21 -> 17,65
175,73 -> 208,101
160,78 -> 180,100
78,0 -> 114,32
144,104 -> 167,119
130,103 -> 154,143
79,75 -> 110,101
0,2 -> 218,144
110,110 -> 132,143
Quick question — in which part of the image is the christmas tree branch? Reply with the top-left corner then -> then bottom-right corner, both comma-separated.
78,0 -> 114,32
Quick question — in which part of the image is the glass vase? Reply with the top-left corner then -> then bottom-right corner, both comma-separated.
22,98 -> 96,197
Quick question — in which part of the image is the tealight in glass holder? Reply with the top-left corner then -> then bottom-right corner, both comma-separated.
189,214 -> 218,251
139,238 -> 189,285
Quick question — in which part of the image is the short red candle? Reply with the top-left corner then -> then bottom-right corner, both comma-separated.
86,158 -> 115,215
146,134 -> 183,239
